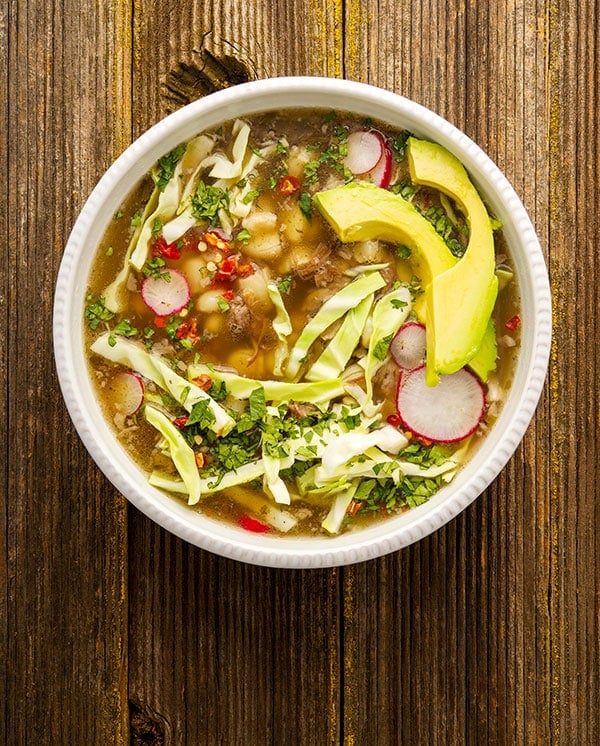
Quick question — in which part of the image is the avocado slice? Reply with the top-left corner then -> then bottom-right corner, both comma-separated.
313,182 -> 455,287
467,319 -> 497,381
407,137 -> 498,383
314,140 -> 499,385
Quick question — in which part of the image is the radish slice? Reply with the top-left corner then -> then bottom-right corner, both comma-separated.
396,365 -> 485,443
141,269 -> 191,316
343,130 -> 384,175
390,322 -> 427,370
368,141 -> 393,188
110,371 -> 144,416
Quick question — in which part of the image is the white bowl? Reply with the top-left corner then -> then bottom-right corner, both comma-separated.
53,77 -> 551,568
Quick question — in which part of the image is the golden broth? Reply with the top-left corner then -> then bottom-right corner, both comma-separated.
84,110 -> 520,537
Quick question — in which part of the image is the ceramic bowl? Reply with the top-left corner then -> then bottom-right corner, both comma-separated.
53,77 -> 552,568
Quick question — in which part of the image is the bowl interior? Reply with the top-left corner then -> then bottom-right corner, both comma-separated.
53,77 -> 551,568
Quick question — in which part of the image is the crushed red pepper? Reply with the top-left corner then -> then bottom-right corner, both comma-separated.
504,314 -> 521,331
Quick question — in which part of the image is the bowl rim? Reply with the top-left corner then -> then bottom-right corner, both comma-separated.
53,76 -> 552,568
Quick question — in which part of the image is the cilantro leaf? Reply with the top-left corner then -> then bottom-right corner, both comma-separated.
191,181 -> 230,225
155,144 -> 186,191
373,333 -> 394,361
248,387 -> 266,420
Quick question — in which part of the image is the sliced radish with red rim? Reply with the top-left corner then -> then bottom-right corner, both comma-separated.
343,130 -> 384,175
110,371 -> 144,416
395,365 -> 486,443
390,322 -> 427,370
368,141 -> 393,188
141,269 -> 191,317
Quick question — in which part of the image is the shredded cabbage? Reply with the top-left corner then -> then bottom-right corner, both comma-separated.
103,186 -> 159,312
145,405 -> 202,504
321,482 -> 359,534
266,282 -> 293,377
360,284 -> 412,409
305,293 -> 374,382
91,334 -> 235,435
285,270 -> 386,380
318,425 -> 408,477
187,363 -> 346,406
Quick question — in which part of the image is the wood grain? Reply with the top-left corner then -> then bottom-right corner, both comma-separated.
2,0 -> 599,743
4,1 -> 130,743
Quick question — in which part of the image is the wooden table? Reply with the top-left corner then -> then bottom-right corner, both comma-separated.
3,1 -> 598,743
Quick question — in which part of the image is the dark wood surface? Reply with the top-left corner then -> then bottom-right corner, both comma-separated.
3,1 -> 598,743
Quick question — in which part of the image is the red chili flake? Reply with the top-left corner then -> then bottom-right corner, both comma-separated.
153,316 -> 167,328
152,236 -> 181,260
347,499 -> 363,518
236,262 -> 255,278
192,373 -> 213,391
277,174 -> 300,195
173,416 -> 189,428
505,314 -> 521,331
175,321 -> 189,339
218,257 -> 238,275
386,414 -> 402,428
222,289 -> 235,302
204,230 -> 231,254
211,256 -> 240,287
174,318 -> 199,344
238,515 -> 271,533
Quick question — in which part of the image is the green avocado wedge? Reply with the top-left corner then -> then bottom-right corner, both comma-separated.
407,137 -> 498,384
313,182 -> 455,287
314,138 -> 498,385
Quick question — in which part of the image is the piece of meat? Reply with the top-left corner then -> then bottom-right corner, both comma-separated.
287,402 -> 318,418
227,295 -> 252,338
372,358 -> 399,400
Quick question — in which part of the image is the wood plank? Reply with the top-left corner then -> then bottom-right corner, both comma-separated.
3,0 -> 599,741
546,0 -> 600,742
126,2 -> 344,743
4,0 -> 131,742
339,1 -> 556,743
128,530 -> 341,743
0,0 -> 9,742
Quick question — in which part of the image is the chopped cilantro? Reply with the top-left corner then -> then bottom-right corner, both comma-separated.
373,333 -> 394,361
242,189 -> 261,205
248,387 -> 266,420
142,256 -> 168,279
391,131 -> 411,161
208,379 -> 228,402
415,201 -> 466,258
299,192 -> 312,220
217,296 -> 231,313
155,144 -> 186,191
390,180 -> 418,201
277,275 -> 293,294
108,318 -> 138,347
85,296 -> 114,330
186,399 -> 216,429
191,181 -> 229,226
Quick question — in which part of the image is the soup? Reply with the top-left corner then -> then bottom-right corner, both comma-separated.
84,109 -> 520,537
